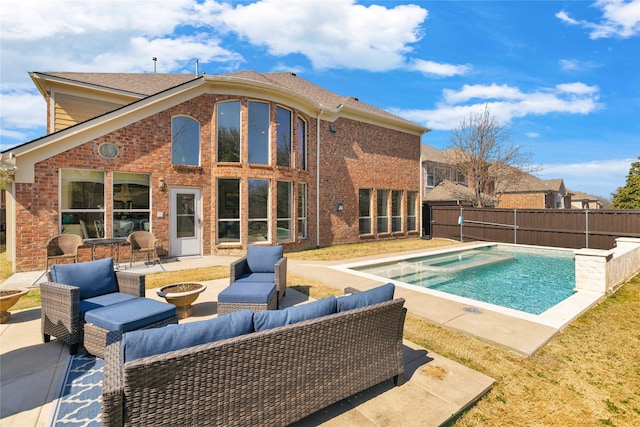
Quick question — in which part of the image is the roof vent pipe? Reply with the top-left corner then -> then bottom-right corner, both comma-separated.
195,59 -> 199,76
152,57 -> 157,73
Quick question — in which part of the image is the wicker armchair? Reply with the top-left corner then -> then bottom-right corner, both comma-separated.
127,231 -> 158,267
41,258 -> 145,355
45,234 -> 83,271
230,245 -> 287,302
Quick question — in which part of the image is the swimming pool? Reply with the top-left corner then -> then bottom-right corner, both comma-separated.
347,245 -> 576,315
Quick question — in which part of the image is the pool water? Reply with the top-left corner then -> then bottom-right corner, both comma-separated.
352,247 -> 575,315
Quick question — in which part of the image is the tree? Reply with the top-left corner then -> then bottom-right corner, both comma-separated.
445,105 -> 534,207
611,157 -> 640,209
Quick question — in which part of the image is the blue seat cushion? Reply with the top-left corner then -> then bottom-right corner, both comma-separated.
235,272 -> 275,284
218,281 -> 276,304
84,298 -> 176,333
79,292 -> 138,318
246,246 -> 283,273
336,283 -> 395,312
50,258 -> 118,300
121,309 -> 254,362
254,296 -> 337,332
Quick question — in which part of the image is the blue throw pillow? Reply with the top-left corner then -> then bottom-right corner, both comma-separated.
49,258 -> 118,300
336,283 -> 395,312
246,245 -> 283,273
121,309 -> 254,362
254,296 -> 337,331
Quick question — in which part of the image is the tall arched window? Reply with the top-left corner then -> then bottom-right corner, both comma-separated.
172,116 -> 200,166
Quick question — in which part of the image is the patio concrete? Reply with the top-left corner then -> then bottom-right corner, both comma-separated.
1,252 -> 502,426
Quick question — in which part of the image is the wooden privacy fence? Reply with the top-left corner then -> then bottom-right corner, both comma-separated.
427,207 -> 640,250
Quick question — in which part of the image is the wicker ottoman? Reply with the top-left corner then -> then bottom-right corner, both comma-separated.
84,298 -> 178,358
217,281 -> 278,315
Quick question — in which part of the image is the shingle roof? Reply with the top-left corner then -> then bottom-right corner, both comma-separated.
36,70 -> 424,129
424,180 -> 476,201
502,173 -> 565,193
421,144 -> 450,163
36,72 -> 198,96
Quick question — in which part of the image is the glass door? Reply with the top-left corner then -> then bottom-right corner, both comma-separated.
169,188 -> 201,257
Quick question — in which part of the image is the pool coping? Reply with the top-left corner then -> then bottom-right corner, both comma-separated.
331,242 -> 605,331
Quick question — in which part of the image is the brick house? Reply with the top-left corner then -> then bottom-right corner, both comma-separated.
497,176 -> 571,209
0,71 -> 427,272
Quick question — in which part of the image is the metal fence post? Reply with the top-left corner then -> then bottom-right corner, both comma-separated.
459,206 -> 464,242
585,210 -> 589,248
514,209 -> 517,244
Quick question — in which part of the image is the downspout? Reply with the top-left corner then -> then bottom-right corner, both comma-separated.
316,105 -> 324,248
420,147 -> 423,238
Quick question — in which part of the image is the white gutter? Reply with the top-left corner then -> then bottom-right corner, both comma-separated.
420,147 -> 424,238
316,105 -> 324,248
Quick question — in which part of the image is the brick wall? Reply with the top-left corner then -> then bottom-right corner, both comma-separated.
15,94 -> 420,271
497,193 -> 546,209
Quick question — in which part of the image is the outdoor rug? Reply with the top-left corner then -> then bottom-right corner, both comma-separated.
50,354 -> 103,426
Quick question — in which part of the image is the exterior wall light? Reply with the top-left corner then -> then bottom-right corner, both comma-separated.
159,177 -> 167,192
336,202 -> 343,211
329,124 -> 337,133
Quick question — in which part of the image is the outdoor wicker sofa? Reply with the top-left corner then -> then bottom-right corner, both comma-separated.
41,258 -> 147,354
102,284 -> 406,426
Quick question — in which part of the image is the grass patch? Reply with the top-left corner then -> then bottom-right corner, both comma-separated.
0,249 -> 12,284
144,266 -> 229,290
285,238 -> 456,260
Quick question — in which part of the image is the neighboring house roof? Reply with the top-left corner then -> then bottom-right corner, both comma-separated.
424,180 -> 476,201
421,144 -> 450,163
571,191 -> 598,200
502,173 -> 567,194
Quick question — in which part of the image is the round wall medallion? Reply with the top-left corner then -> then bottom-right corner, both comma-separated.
98,143 -> 119,159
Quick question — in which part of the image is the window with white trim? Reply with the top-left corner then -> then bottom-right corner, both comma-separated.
217,101 -> 241,162
248,101 -> 270,164
171,116 -> 200,166
277,181 -> 292,242
391,190 -> 403,232
218,178 -> 240,243
297,116 -> 307,170
297,183 -> 307,239
60,169 -> 105,239
276,106 -> 292,167
407,191 -> 417,231
248,178 -> 270,242
359,189 -> 372,235
112,172 -> 150,237
377,189 -> 389,233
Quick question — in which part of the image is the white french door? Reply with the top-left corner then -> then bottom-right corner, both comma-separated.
169,188 -> 201,257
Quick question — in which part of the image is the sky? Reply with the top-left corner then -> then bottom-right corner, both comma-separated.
1,0 -> 639,199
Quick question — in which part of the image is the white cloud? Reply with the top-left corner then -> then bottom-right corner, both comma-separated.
526,132 -> 540,138
408,59 -> 471,77
0,91 -> 46,128
536,158 -> 634,196
555,10 -> 579,25
217,0 -> 428,70
0,0 -> 244,86
559,59 -> 600,72
556,82 -> 600,94
556,0 -> 640,39
392,82 -> 601,131
442,83 -> 524,104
